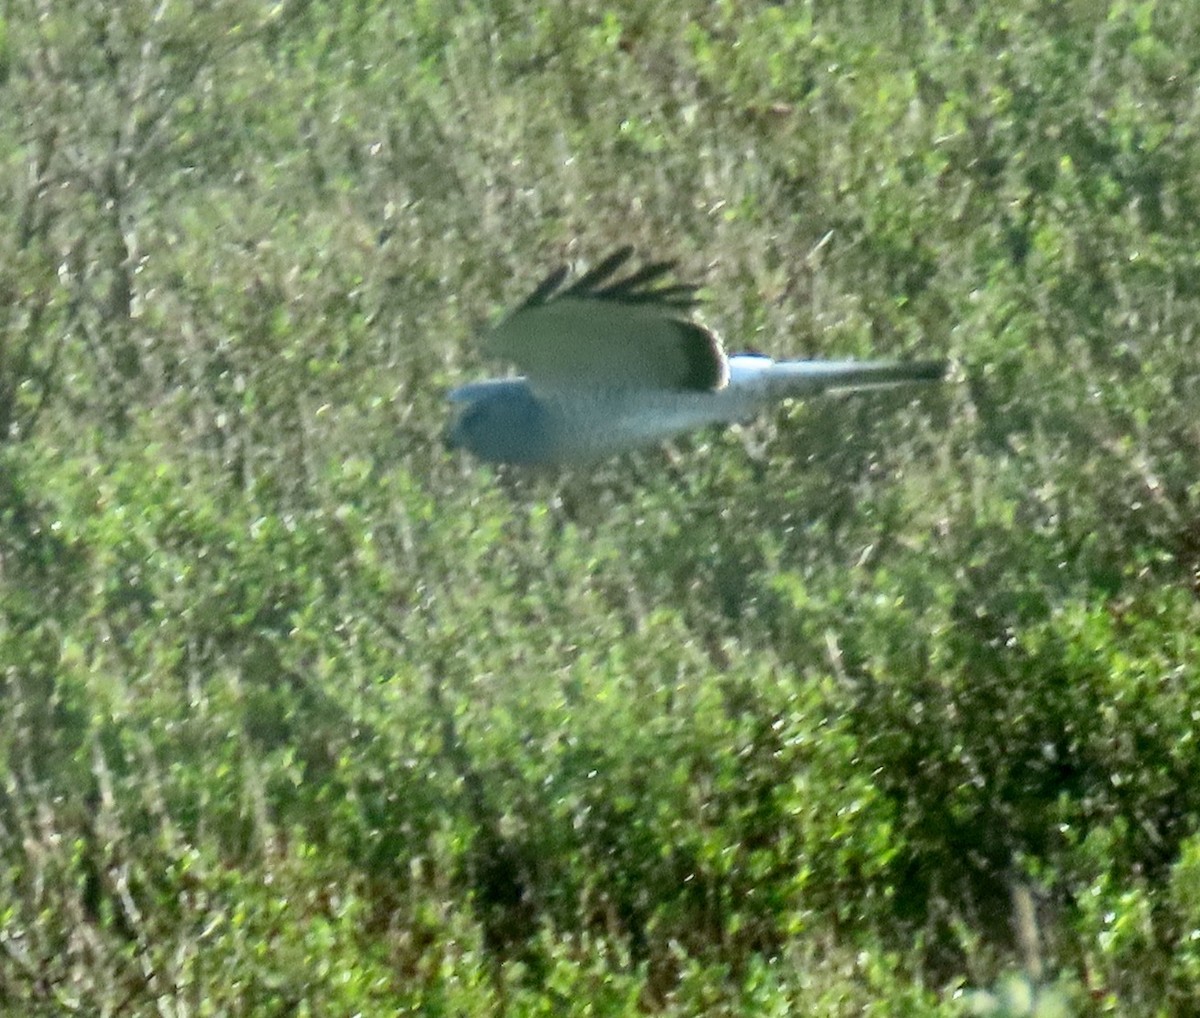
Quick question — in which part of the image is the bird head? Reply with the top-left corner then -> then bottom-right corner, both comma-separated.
445,380 -> 555,465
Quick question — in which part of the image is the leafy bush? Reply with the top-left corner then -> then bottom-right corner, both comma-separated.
2,0 -> 1199,1013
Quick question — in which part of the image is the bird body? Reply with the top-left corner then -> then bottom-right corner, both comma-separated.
447,249 -> 944,466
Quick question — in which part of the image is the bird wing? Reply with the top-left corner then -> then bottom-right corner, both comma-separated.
484,247 -> 729,393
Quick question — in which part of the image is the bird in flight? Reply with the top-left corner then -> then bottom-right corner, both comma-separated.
447,247 -> 944,466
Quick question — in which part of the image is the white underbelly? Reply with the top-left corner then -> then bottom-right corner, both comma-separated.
540,385 -> 760,461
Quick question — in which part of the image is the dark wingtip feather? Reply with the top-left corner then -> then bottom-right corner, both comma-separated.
520,248 -> 704,311
561,246 -> 637,296
633,282 -> 702,309
518,265 -> 571,310
592,259 -> 675,295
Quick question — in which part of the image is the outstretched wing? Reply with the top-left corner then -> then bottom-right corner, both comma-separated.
485,247 -> 729,392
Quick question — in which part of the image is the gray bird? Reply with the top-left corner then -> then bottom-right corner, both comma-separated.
447,247 -> 944,465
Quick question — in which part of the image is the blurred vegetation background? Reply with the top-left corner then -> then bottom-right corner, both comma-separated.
2,0 -> 1199,1014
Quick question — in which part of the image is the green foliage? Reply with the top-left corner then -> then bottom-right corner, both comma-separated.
2,0 -> 1199,1013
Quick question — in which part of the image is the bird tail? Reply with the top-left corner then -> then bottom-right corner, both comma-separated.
758,358 -> 946,397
